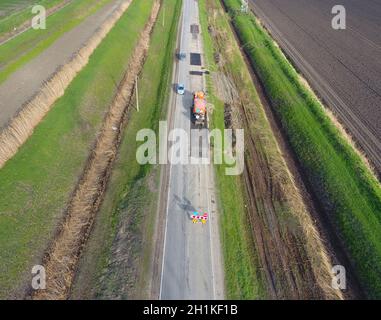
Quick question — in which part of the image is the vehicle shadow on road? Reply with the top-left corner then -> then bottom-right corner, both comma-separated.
171,83 -> 191,121
173,194 -> 196,220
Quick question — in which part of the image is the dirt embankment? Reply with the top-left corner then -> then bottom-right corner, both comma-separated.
208,0 -> 342,299
31,1 -> 161,300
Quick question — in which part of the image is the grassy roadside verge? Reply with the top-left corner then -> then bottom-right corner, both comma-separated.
199,0 -> 266,299
0,0 -> 113,84
70,0 -> 182,299
0,0 -> 65,37
0,0 -> 153,299
222,0 -> 381,298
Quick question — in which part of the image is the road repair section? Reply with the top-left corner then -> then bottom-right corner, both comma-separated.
159,0 -> 224,300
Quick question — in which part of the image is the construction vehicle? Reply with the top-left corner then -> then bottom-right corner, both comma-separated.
192,91 -> 207,126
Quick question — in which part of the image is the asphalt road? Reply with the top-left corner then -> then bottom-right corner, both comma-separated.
0,0 -> 123,130
249,0 -> 381,174
159,0 -> 224,300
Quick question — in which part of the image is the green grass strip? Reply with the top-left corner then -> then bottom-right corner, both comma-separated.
0,0 -> 64,36
0,0 -> 113,84
0,0 -> 154,298
223,0 -> 381,298
199,0 -> 266,299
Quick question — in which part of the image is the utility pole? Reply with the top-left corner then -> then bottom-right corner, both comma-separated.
136,75 -> 139,112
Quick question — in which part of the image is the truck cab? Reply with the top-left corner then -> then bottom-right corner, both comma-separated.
192,91 -> 207,126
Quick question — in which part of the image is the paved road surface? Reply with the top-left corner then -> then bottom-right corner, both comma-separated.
249,0 -> 381,174
159,0 -> 224,300
0,0 -> 123,130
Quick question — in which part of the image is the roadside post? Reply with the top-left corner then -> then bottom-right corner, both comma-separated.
136,75 -> 139,112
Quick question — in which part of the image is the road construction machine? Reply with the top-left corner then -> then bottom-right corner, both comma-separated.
192,91 -> 207,126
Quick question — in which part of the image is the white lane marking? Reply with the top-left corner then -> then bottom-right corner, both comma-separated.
192,0 -> 216,299
160,0 -> 217,300
159,143 -> 173,300
159,0 -> 186,300
205,155 -> 216,300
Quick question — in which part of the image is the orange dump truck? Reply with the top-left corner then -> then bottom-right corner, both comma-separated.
192,91 -> 206,125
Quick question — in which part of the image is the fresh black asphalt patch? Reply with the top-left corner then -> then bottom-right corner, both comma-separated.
189,71 -> 203,76
190,24 -> 199,34
190,53 -> 201,66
